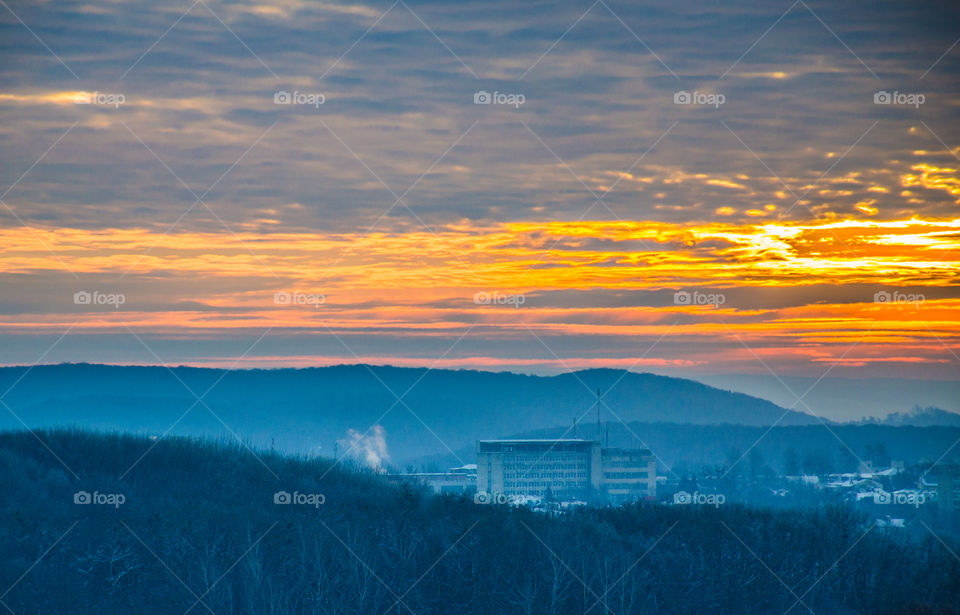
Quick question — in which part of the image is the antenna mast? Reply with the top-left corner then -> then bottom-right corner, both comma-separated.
596,388 -> 601,445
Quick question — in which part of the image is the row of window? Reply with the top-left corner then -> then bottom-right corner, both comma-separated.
603,471 -> 650,479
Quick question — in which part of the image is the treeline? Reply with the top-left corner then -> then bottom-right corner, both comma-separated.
1,428 -> 958,615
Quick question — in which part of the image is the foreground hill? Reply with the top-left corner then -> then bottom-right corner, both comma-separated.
0,363 -> 817,461
1,429 -> 958,614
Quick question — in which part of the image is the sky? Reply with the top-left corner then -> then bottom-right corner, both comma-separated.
1,0 -> 959,386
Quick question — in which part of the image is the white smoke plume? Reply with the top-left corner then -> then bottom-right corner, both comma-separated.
338,425 -> 389,470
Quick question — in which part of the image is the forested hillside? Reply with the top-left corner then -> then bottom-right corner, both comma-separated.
1,429 -> 958,614
0,364 -> 815,460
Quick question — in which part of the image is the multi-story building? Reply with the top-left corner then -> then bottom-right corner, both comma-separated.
935,463 -> 960,516
386,464 -> 477,495
601,447 -> 657,502
477,439 -> 656,502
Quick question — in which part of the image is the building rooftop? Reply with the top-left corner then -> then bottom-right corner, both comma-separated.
478,439 -> 598,444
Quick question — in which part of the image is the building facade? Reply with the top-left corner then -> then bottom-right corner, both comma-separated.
477,439 -> 656,502
935,463 -> 960,516
387,464 -> 477,495
601,447 -> 657,502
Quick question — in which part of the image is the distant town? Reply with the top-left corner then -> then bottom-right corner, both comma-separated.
387,437 -> 960,530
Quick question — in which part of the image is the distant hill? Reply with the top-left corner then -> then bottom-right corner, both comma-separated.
865,406 -> 960,427
414,421 -> 960,474
0,363 -> 817,462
